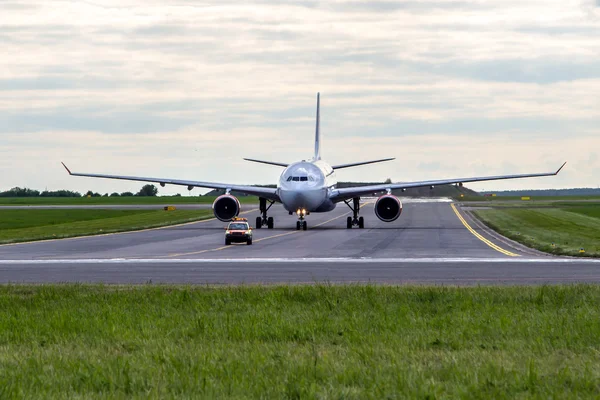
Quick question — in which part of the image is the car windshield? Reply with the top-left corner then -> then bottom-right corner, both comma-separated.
228,223 -> 248,230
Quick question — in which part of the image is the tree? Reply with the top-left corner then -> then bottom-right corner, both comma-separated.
384,178 -> 392,184
85,190 -> 101,197
0,187 -> 40,197
110,192 -> 120,197
136,184 -> 158,197
120,192 -> 134,197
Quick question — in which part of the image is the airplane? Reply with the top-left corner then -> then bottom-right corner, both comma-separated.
62,93 -> 566,231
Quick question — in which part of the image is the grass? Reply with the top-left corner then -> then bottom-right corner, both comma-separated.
0,196 -> 258,205
461,195 -> 600,202
0,209 -> 213,244
473,204 -> 600,257
0,285 -> 599,398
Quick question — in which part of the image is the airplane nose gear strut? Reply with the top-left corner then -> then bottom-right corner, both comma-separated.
296,208 -> 308,231
344,197 -> 364,229
256,198 -> 275,229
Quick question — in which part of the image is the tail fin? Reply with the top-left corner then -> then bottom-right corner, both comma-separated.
314,92 -> 321,160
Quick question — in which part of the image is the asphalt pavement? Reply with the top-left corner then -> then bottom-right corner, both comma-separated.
0,199 -> 598,284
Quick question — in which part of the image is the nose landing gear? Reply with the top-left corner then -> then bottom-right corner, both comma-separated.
344,197 -> 364,229
256,198 -> 275,229
296,208 -> 308,230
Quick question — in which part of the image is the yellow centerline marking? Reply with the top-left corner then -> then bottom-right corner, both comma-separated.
164,202 -> 374,258
450,203 -> 519,257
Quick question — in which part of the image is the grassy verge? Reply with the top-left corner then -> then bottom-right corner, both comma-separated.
0,209 -> 213,244
473,205 -> 600,257
461,195 -> 600,202
0,285 -> 599,398
0,196 -> 258,205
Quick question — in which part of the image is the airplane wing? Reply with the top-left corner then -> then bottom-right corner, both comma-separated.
61,163 -> 280,202
243,158 -> 289,167
329,162 -> 567,203
331,158 -> 395,170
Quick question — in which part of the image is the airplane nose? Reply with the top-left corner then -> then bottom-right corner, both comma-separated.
279,189 -> 322,212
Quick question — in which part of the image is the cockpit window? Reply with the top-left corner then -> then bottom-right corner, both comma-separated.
287,176 -> 314,182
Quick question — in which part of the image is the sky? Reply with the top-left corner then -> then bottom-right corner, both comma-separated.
1,0 -> 599,195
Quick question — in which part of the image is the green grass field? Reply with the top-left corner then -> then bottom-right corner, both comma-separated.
473,203 -> 600,257
0,285 -> 599,398
0,196 -> 258,205
0,209 -> 213,244
460,195 -> 600,203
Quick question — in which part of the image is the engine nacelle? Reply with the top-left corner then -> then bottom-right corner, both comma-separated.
212,194 -> 241,222
374,195 -> 403,222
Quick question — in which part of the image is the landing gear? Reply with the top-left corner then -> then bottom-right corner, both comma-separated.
344,197 -> 364,229
295,208 -> 308,230
256,198 -> 275,229
296,220 -> 307,231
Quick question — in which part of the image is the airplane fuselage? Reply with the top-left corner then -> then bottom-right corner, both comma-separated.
277,160 -> 337,213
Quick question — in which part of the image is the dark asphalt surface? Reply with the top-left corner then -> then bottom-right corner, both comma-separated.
0,199 -> 598,284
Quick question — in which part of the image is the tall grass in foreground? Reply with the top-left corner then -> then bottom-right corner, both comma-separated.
0,285 -> 599,398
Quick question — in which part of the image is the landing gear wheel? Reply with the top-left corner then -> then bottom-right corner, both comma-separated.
344,197 -> 362,229
258,197 -> 275,230
302,221 -> 308,231
296,221 -> 301,230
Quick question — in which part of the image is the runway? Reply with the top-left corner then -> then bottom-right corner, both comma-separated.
0,199 -> 598,284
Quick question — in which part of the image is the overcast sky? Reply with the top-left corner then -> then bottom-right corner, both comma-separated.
1,0 -> 599,195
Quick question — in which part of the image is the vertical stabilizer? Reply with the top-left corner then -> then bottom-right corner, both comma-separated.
314,92 -> 321,160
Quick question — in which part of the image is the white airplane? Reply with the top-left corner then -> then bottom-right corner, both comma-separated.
62,93 -> 566,231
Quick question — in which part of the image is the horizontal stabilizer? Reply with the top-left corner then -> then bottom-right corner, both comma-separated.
332,158 -> 395,170
243,158 -> 289,168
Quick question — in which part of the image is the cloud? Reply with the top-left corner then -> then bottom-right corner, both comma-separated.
0,0 -> 598,192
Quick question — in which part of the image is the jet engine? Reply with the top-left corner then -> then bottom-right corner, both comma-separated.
212,194 -> 241,222
374,195 -> 403,222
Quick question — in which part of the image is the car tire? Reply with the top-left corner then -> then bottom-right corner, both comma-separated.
225,239 -> 230,245
247,239 -> 252,245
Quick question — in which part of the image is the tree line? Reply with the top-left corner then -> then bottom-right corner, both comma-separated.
0,184 -> 160,198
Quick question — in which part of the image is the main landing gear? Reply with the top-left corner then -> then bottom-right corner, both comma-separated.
296,208 -> 308,231
345,197 -> 364,229
255,198 -> 275,229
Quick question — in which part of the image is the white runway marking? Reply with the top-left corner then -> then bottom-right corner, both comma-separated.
0,257 -> 599,264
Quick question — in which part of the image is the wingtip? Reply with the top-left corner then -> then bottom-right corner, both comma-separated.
556,161 -> 567,175
61,162 -> 72,175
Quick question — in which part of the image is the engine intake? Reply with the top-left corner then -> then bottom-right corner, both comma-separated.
212,194 -> 241,222
374,195 -> 402,222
